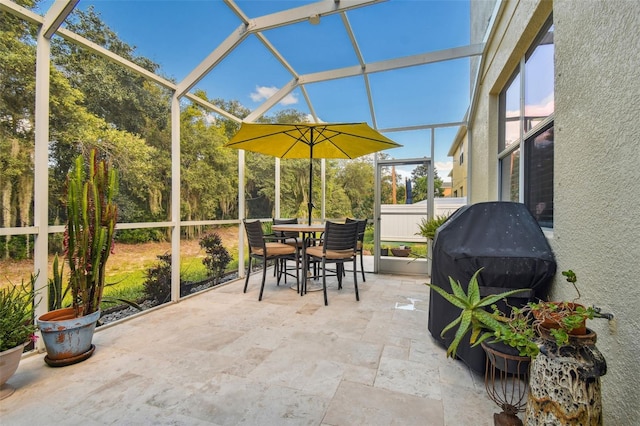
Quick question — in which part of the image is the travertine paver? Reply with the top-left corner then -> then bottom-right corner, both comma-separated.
0,266 -> 497,425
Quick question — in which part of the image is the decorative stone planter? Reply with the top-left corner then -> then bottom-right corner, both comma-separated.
525,328 -> 606,425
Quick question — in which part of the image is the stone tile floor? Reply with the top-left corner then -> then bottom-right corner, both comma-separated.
1,270 -> 499,425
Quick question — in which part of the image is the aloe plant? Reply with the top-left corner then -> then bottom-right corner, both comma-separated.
65,149 -> 118,317
427,269 -> 532,358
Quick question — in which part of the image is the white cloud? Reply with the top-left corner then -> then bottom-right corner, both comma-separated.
436,161 -> 453,183
250,86 -> 298,105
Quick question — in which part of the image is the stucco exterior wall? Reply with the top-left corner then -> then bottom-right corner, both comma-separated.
468,0 -> 640,423
553,1 -> 640,423
450,130 -> 468,197
469,0 -> 551,202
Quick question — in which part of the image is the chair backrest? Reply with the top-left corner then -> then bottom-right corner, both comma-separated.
243,219 -> 265,253
273,218 -> 299,239
323,221 -> 359,252
346,218 -> 367,242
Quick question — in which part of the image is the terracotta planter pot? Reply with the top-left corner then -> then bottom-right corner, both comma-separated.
391,248 -> 411,257
0,344 -> 26,400
37,308 -> 100,367
533,302 -> 587,335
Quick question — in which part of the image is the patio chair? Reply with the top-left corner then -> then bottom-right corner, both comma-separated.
243,219 -> 299,300
272,218 -> 304,279
305,221 -> 359,305
346,217 -> 367,282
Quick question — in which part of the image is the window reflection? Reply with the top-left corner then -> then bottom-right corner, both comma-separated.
501,149 -> 520,202
525,125 -> 554,227
525,25 -> 554,132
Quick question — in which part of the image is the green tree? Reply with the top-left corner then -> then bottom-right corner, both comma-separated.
180,101 -> 237,232
51,6 -> 170,136
411,164 -> 444,201
335,158 -> 375,219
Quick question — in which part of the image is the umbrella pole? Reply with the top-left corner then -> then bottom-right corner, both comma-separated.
308,129 -> 313,225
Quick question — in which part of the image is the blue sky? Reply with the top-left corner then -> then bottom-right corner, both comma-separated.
40,0 -> 477,181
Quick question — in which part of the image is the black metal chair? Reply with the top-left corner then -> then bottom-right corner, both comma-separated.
243,219 -> 299,300
305,221 -> 359,306
346,217 -> 367,282
272,218 -> 303,280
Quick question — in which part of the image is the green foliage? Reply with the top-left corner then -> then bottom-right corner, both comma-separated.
66,149 -> 118,316
336,159 -> 374,219
416,214 -> 450,240
429,269 -> 608,359
143,253 -> 171,304
0,275 -> 39,352
426,269 -> 532,358
48,253 -> 69,311
116,228 -> 165,244
411,164 -> 445,200
199,232 -> 232,284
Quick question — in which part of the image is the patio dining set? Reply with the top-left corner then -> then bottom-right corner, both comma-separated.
242,217 -> 367,305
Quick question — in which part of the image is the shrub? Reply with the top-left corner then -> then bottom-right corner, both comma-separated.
200,232 -> 231,284
143,253 -> 171,304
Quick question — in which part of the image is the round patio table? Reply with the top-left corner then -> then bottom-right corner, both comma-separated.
272,223 -> 325,293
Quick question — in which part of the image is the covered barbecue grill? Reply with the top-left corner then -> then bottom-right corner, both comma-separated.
428,201 -> 556,373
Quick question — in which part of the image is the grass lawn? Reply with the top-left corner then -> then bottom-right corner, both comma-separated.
0,225 -> 242,305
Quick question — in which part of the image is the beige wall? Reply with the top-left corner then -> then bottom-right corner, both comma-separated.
469,0 -> 640,423
450,130 -> 467,197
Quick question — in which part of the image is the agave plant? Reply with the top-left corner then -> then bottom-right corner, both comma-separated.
65,149 -> 118,317
426,269 -> 531,358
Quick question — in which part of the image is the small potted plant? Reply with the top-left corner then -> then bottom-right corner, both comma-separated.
416,214 -> 450,241
0,275 -> 39,398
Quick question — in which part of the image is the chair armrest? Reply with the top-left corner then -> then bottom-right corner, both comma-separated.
305,236 -> 324,246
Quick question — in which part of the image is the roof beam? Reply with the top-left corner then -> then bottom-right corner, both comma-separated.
56,27 -> 176,91
183,93 -> 243,123
300,43 -> 485,85
177,0 -> 383,99
244,79 -> 299,122
0,0 -> 42,24
175,24 -> 251,98
379,121 -> 466,133
250,0 -> 384,32
42,0 -> 78,39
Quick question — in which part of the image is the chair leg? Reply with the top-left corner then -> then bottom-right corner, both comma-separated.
353,258 -> 359,301
322,258 -> 328,306
295,252 -> 300,294
337,263 -> 343,290
258,259 -> 268,301
244,257 -> 252,293
360,251 -> 366,282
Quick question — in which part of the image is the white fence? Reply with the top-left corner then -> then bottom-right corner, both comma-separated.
380,197 -> 466,242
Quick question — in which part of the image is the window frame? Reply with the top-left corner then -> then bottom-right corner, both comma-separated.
498,16 -> 554,228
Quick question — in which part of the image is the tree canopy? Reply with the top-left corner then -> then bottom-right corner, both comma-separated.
0,4 -> 446,258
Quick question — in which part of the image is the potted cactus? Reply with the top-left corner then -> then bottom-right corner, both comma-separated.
37,149 -> 118,366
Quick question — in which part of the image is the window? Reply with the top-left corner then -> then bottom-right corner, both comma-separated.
499,17 -> 554,227
459,149 -> 464,165
525,124 -> 554,227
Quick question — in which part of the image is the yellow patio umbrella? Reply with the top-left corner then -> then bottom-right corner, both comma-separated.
225,122 -> 402,224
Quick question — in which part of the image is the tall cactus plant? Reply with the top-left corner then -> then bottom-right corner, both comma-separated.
65,149 -> 118,317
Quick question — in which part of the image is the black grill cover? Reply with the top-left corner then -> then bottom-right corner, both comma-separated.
428,201 -> 556,373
